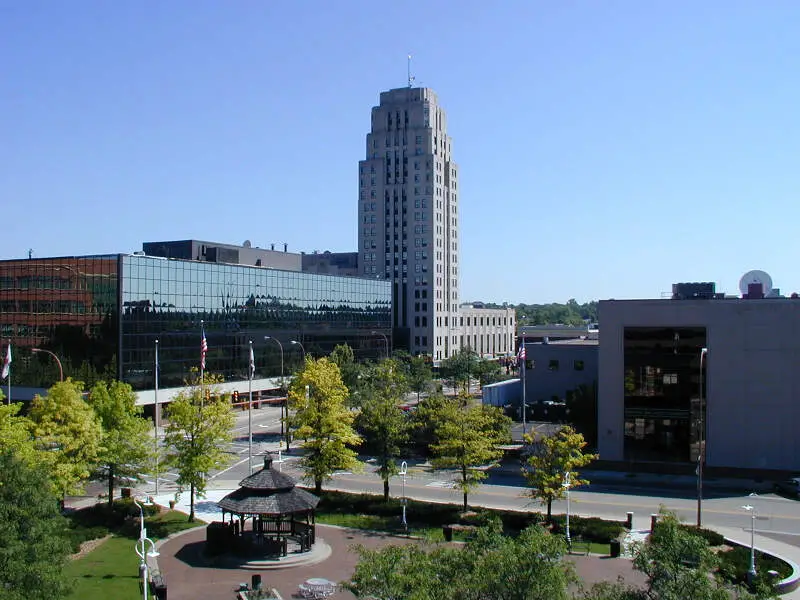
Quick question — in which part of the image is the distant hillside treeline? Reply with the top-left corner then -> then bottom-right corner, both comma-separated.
477,299 -> 598,327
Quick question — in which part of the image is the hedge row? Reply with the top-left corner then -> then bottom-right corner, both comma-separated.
316,491 -> 624,544
651,522 -> 725,547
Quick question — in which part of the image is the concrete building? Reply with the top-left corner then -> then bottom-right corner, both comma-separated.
598,294 -> 800,474
143,239 -> 302,271
358,86 -> 460,360
458,303 -> 516,359
522,338 -> 598,405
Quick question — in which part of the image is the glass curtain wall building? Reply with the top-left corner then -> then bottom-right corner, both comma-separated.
0,255 -> 392,390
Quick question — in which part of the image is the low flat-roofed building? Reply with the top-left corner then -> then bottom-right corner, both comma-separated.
598,296 -> 800,474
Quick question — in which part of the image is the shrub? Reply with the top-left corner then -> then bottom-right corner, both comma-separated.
551,515 -> 625,543
651,522 -> 725,547
717,546 -> 792,587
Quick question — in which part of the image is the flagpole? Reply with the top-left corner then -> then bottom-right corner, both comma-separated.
200,320 -> 205,407
521,335 -> 527,436
248,340 -> 253,475
4,342 -> 10,405
154,339 -> 160,496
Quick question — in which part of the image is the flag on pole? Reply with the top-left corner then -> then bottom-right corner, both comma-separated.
248,344 -> 255,380
200,327 -> 208,370
1,344 -> 10,380
517,343 -> 526,362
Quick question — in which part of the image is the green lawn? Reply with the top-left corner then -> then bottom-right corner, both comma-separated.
63,536 -> 142,600
63,508 -> 202,600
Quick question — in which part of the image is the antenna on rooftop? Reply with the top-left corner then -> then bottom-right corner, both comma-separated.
407,54 -> 415,88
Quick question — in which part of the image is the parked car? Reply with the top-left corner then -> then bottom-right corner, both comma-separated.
773,477 -> 800,498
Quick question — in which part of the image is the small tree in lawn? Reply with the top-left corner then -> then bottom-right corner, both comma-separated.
431,396 -> 509,510
163,373 -> 235,521
354,359 -> 410,501
28,379 -> 103,502
87,380 -> 154,508
290,356 -> 361,494
523,425 -> 597,521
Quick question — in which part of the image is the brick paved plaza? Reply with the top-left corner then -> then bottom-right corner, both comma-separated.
156,524 -> 647,599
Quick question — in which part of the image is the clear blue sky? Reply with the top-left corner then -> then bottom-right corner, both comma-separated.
3,1 -> 800,304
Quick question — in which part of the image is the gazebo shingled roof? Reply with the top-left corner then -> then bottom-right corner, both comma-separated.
217,456 -> 319,516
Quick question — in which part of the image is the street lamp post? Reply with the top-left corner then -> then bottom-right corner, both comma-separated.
399,460 -> 408,532
264,336 -> 288,451
132,497 -> 160,600
697,346 -> 708,527
563,471 -> 572,549
742,496 -> 758,585
371,330 -> 389,359
290,340 -> 306,362
31,348 -> 63,382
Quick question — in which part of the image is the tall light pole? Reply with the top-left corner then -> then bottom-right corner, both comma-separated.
290,340 -> 306,362
519,334 -> 527,435
264,336 -> 288,451
132,497 -> 160,600
154,340 -> 160,496
371,330 -> 389,359
31,348 -> 63,382
742,495 -> 758,585
563,471 -> 572,549
248,340 -> 254,474
399,460 -> 408,531
697,346 -> 708,527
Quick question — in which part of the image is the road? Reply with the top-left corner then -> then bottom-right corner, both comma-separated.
148,405 -> 800,542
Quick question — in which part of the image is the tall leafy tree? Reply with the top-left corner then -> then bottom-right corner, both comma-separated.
347,523 -> 574,600
439,349 -> 479,395
431,397 -> 509,510
523,425 -> 597,521
163,375 -> 235,521
329,343 -> 364,406
87,380 -> 154,507
28,379 -> 103,500
407,391 -> 454,452
0,450 -> 74,600
474,357 -> 503,389
290,356 -> 362,493
407,355 -> 433,401
354,359 -> 410,501
0,402 -> 39,465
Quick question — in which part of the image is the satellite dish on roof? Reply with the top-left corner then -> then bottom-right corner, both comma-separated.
243,240 -> 252,248
739,270 -> 773,296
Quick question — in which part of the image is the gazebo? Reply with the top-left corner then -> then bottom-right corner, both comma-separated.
212,455 -> 320,557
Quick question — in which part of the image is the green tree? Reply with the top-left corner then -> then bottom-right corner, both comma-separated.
407,392 -> 454,452
407,354 -> 433,401
439,349 -> 479,395
0,402 -> 40,465
289,356 -> 362,493
329,343 -> 364,406
87,380 -> 155,508
28,379 -> 103,500
474,357 -> 503,389
634,510 -> 760,600
162,375 -> 235,521
354,359 -> 410,501
347,523 -> 574,600
431,398 -> 509,510
0,450 -> 74,600
523,425 -> 597,521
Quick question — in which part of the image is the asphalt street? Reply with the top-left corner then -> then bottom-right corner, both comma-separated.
147,405 -> 800,544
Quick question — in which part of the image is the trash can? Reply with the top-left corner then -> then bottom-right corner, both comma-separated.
610,539 -> 621,558
443,525 -> 453,542
151,574 -> 167,600
251,574 -> 262,591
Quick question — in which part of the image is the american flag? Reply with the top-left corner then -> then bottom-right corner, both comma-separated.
200,327 -> 208,370
517,344 -> 526,362
248,343 -> 255,379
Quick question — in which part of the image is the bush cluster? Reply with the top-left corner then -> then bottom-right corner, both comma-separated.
651,522 -> 725,547
550,515 -> 626,543
717,546 -> 792,586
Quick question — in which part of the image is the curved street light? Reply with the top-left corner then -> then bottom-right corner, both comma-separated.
290,340 -> 306,361
697,346 -> 708,527
133,497 -> 160,600
371,330 -> 389,359
742,493 -> 760,585
31,348 -> 64,382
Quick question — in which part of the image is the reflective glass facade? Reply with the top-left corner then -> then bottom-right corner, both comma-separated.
623,327 -> 707,463
0,255 -> 392,390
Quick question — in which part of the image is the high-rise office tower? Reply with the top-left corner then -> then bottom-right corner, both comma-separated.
359,86 -> 460,360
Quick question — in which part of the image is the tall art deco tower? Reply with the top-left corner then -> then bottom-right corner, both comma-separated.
358,85 -> 460,361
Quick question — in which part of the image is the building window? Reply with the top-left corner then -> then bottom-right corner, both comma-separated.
548,360 -> 559,372
663,373 -> 678,385
574,360 -> 585,371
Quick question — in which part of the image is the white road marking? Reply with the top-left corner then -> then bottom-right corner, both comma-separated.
426,481 -> 455,488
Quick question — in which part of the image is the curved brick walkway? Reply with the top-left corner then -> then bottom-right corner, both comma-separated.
155,524 -> 646,599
